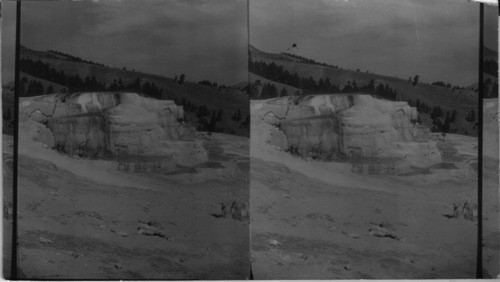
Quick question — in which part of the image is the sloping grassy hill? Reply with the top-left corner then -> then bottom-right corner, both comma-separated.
249,45 -> 479,136
18,45 -> 249,136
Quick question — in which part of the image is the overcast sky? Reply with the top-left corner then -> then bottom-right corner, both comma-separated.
2,0 -> 248,85
2,0 -> 498,87
251,0 -> 498,86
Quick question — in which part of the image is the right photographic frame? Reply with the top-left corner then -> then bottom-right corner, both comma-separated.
249,0 -> 498,279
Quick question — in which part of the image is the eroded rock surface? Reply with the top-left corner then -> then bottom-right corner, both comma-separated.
20,92 -> 207,171
252,94 -> 441,174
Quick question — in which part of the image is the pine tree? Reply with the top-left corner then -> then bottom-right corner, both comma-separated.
178,74 -> 186,85
3,108 -> 11,120
46,84 -> 54,94
412,75 -> 419,86
280,87 -> 288,97
216,109 -> 223,122
450,110 -> 457,123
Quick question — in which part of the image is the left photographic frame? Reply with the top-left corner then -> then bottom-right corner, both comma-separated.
2,0 -> 250,279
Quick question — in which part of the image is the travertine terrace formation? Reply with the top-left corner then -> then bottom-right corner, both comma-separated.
252,94 -> 441,173
20,92 -> 208,171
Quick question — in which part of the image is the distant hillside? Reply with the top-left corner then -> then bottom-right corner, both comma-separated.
249,45 -> 479,136
468,47 -> 499,99
483,46 -> 498,99
16,45 -> 249,136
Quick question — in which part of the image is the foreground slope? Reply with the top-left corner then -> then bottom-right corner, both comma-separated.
482,98 -> 499,278
250,95 -> 478,279
4,130 -> 250,279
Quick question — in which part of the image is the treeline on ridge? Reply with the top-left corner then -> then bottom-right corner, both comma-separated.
248,58 -> 398,101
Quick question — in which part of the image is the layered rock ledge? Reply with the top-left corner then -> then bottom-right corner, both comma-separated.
20,92 -> 207,171
252,94 -> 441,174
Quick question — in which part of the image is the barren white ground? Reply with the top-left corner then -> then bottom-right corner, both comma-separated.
3,132 -> 250,279
250,114 -> 485,279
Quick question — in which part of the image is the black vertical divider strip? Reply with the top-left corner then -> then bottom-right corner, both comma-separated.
247,0 -> 254,280
477,2 -> 484,279
10,0 -> 21,279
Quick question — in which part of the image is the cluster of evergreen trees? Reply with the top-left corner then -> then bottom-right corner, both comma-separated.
107,78 -> 163,99
465,109 -> 476,123
484,59 -> 498,78
23,78 -> 47,96
408,99 -> 431,114
2,108 -> 11,121
428,106 -> 458,133
249,59 -> 398,101
409,99 -> 461,133
198,80 -> 228,90
20,58 -> 107,93
232,109 -> 243,121
174,97 -> 248,133
249,59 -> 340,93
484,78 -> 499,99
19,77 -> 57,96
20,58 -> 165,99
431,81 -> 465,91
431,109 -> 458,133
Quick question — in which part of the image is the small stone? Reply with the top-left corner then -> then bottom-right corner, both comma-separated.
267,239 -> 282,246
41,143 -> 49,149
298,253 -> 309,260
112,229 -> 128,237
344,265 -> 352,270
348,233 -> 360,239
38,236 -> 52,244
114,263 -> 122,269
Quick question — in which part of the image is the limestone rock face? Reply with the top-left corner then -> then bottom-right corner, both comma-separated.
252,94 -> 441,170
20,92 -> 208,169
19,115 -> 56,148
281,117 -> 340,159
47,114 -> 108,157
